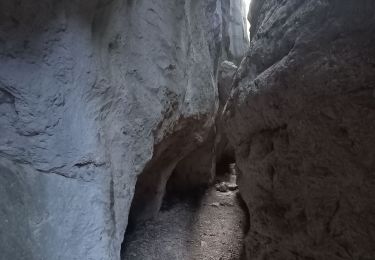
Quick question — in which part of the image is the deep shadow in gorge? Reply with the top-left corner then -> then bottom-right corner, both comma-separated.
121,159 -> 249,260
216,153 -> 236,177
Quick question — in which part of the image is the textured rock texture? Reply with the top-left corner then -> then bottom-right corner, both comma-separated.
0,0 -> 247,260
224,0 -> 375,259
216,61 -> 238,163
218,61 -> 238,106
162,0 -> 250,195
163,60 -> 239,195
129,0 -> 249,205
221,0 -> 250,63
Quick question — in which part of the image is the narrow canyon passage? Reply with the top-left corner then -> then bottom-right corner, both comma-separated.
121,167 -> 247,260
2,1 -> 375,260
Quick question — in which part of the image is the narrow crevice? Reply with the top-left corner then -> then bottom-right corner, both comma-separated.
216,152 -> 236,179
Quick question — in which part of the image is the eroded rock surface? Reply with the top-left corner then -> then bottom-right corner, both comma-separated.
221,0 -> 250,63
163,60 -> 240,196
129,0 -> 250,220
0,0 -> 248,259
224,0 -> 375,259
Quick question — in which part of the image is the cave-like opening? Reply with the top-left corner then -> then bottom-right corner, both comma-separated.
121,147 -> 249,260
216,152 -> 236,178
120,0 -> 252,257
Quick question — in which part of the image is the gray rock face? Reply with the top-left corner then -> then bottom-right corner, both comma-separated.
221,0 -> 250,63
224,0 -> 375,259
0,0 -> 247,260
218,61 -> 238,107
165,61 -> 238,195
129,0 -> 250,213
215,60 -> 237,168
162,60 -> 239,195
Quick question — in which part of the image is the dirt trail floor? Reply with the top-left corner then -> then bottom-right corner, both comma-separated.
121,181 -> 247,260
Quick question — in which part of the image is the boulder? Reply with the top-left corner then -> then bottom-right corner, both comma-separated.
224,0 -> 375,259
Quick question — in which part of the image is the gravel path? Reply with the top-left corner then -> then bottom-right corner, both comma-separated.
122,186 -> 247,260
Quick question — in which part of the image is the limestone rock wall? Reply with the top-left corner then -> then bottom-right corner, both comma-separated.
165,61 -> 238,194
224,0 -> 375,259
0,0 -> 246,259
221,0 -> 250,63
168,0 -> 251,192
215,60 -> 238,162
